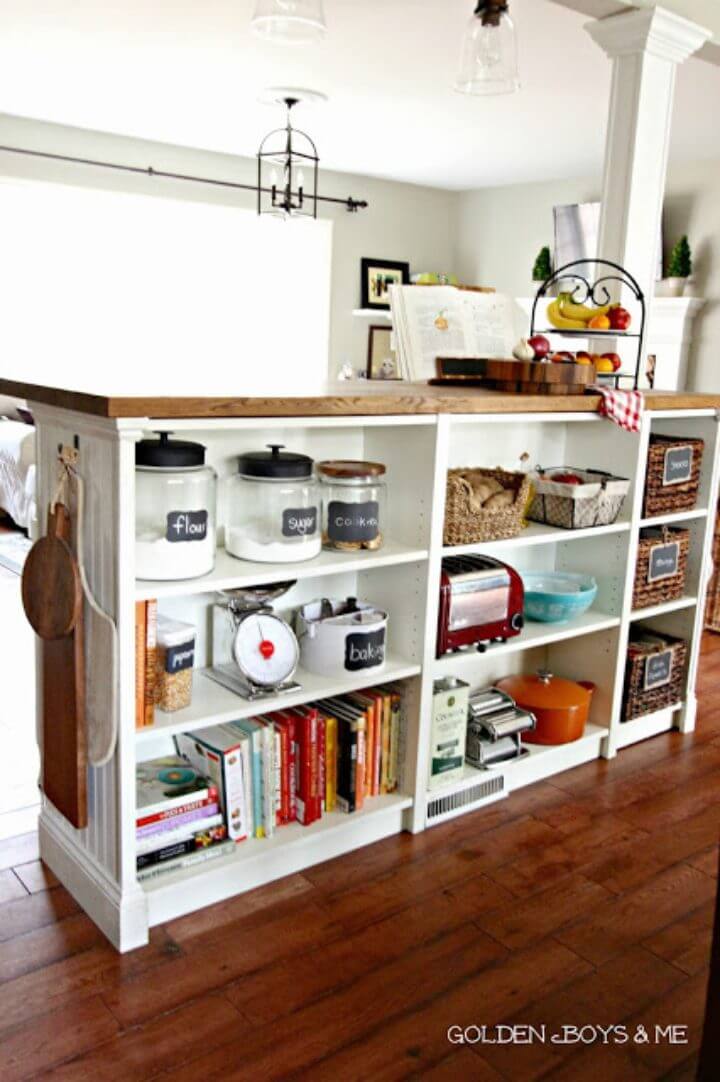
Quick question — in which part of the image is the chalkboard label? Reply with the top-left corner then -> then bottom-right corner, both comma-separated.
164,642 -> 195,674
663,445 -> 693,486
328,500 -> 380,544
644,649 -> 673,691
344,628 -> 386,671
282,506 -> 318,538
166,510 -> 208,543
648,541 -> 680,583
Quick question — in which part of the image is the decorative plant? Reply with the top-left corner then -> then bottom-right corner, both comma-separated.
667,235 -> 692,279
533,245 -> 553,282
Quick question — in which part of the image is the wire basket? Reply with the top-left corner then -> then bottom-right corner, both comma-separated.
528,467 -> 630,530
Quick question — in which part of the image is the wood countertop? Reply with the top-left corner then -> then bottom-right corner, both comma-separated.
2,378 -> 719,419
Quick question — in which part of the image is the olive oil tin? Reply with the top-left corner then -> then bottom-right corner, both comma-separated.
428,677 -> 470,790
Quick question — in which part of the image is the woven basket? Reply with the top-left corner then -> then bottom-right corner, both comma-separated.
643,435 -> 703,518
705,501 -> 720,632
528,468 -> 630,530
621,628 -> 687,722
632,526 -> 690,610
443,467 -> 530,546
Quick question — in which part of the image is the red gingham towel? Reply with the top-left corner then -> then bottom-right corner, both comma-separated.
593,385 -> 643,433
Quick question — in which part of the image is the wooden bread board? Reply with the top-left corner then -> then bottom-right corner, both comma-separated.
21,504 -> 87,829
432,357 -> 596,395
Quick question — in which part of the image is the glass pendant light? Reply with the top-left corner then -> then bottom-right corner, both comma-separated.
455,0 -> 520,96
251,0 -> 327,45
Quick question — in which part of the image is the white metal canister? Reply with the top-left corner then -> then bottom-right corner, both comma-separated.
296,598 -> 388,678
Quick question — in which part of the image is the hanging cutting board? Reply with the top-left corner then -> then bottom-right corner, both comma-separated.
431,357 -> 596,395
21,503 -> 87,828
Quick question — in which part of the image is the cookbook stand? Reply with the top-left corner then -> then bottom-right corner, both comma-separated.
529,258 -> 647,391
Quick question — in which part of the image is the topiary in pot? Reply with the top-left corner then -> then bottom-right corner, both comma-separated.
664,235 -> 692,296
532,246 -> 553,298
533,246 -> 552,282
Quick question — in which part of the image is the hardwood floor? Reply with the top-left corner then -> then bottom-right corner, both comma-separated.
1,641 -> 720,1080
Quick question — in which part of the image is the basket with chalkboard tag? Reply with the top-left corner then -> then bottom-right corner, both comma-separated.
643,435 -> 703,518
621,627 -> 687,722
632,526 -> 690,610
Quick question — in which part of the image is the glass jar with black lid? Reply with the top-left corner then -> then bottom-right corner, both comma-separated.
226,444 -> 321,563
135,432 -> 217,581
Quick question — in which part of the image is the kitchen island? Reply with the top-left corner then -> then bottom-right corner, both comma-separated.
4,376 -> 719,951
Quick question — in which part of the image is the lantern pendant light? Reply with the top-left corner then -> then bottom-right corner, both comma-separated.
257,96 -> 319,218
456,0 -> 520,96
251,0 -> 327,45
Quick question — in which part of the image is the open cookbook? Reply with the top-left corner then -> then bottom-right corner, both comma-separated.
389,285 -> 526,382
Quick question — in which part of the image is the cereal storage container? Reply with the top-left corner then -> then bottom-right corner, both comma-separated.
155,615 -> 196,713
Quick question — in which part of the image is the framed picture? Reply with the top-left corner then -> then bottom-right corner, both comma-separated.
367,325 -> 401,380
361,257 -> 410,311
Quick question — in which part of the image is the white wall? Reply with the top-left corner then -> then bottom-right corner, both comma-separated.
0,113 -> 456,384
453,160 -> 720,392
663,160 -> 720,393
454,175 -> 601,300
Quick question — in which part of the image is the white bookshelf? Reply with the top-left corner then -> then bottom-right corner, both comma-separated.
29,399 -> 720,951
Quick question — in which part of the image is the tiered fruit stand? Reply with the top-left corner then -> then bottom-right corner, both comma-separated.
530,258 -> 647,390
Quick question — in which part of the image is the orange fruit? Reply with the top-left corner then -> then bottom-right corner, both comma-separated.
588,314 -> 611,330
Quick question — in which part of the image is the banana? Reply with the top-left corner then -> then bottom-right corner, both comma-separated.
546,299 -> 587,331
558,293 -> 610,322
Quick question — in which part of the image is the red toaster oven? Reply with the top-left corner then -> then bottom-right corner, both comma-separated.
437,555 -> 524,656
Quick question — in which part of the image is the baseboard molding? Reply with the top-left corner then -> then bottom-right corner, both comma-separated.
39,811 -> 148,952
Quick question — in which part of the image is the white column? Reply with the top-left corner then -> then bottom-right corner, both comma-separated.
586,7 -> 710,387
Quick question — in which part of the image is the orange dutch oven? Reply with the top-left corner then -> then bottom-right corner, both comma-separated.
497,669 -> 595,745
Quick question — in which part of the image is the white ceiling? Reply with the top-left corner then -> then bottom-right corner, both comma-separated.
0,0 -> 719,190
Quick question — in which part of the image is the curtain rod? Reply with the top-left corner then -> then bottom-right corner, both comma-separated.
0,143 -> 369,213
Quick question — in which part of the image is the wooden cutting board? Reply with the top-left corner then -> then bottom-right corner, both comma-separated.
432,357 -> 596,395
22,504 -> 87,828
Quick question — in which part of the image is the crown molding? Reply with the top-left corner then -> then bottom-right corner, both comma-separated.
586,5 -> 712,62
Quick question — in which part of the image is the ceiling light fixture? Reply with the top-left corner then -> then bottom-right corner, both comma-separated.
257,95 -> 319,218
251,0 -> 327,45
455,0 -> 520,96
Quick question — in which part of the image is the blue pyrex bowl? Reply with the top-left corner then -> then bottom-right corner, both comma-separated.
521,572 -> 598,623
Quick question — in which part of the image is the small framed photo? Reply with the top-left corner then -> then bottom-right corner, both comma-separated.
367,325 -> 400,380
361,258 -> 410,311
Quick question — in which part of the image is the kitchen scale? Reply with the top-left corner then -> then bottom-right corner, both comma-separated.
207,583 -> 301,701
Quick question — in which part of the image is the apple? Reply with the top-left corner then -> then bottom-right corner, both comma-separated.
528,334 -> 551,360
601,352 -> 622,372
608,305 -> 632,331
575,350 -> 593,365
550,351 -> 575,364
550,472 -> 583,485
595,357 -> 616,374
